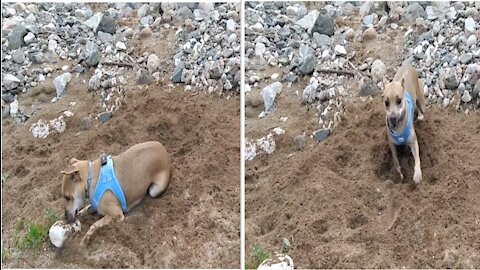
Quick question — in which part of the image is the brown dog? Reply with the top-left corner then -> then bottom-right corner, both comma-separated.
383,63 -> 426,185
61,141 -> 171,245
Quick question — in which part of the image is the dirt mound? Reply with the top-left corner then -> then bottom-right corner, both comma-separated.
2,83 -> 240,268
246,98 -> 480,268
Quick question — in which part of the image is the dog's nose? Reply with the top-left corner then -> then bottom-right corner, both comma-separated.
390,116 -> 397,123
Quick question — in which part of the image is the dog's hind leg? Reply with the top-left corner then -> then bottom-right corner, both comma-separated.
416,79 -> 426,121
148,170 -> 171,198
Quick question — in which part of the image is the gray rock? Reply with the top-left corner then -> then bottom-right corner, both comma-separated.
445,68 -> 459,90
312,32 -> 331,47
359,77 -> 377,96
461,90 -> 472,103
85,41 -> 101,67
98,111 -> 113,123
173,6 -> 195,24
302,78 -> 319,104
2,93 -> 15,103
54,72 -> 72,98
465,7 -> 479,18
207,61 -> 222,79
12,49 -> 25,64
98,14 -> 116,34
312,9 -> 334,36
459,53 -> 473,64
261,82 -> 283,114
8,26 -> 27,50
465,17 -> 476,33
222,48 -> 234,58
30,52 -> 44,64
139,16 -> 150,26
255,42 -> 266,56
473,79 -> 480,98
172,62 -> 184,83
286,6 -> 300,18
228,33 -> 237,44
425,6 -> 440,20
2,74 -> 21,91
83,13 -> 103,30
313,128 -> 330,142
81,116 -> 92,130
402,2 -> 426,21
298,55 -> 316,75
88,73 -> 101,91
226,19 -> 236,32
136,69 -> 153,85
296,11 -> 318,31
138,4 -> 149,18
293,135 -> 305,150
371,60 -> 386,83
363,14 -> 374,26
97,31 -> 114,43
23,32 -> 36,44
193,9 -> 207,21
466,34 -> 477,47
147,54 -> 161,73
223,80 -> 233,90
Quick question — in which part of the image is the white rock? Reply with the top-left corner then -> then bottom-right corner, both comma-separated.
30,120 -> 50,139
49,220 -> 81,248
251,22 -> 264,31
48,39 -> 57,51
462,91 -> 472,103
465,17 -> 476,33
9,100 -> 19,116
226,19 -> 236,32
116,41 -> 126,50
466,34 -> 477,47
334,45 -> 347,56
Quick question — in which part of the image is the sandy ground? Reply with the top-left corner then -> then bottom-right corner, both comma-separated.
1,7 -> 240,268
245,12 -> 480,269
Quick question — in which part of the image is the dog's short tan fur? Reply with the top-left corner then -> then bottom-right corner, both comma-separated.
383,64 -> 426,185
61,141 -> 171,245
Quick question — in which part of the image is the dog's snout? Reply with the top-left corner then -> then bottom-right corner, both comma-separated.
65,209 -> 75,223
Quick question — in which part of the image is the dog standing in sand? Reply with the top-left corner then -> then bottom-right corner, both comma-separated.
60,141 -> 171,245
383,63 -> 426,185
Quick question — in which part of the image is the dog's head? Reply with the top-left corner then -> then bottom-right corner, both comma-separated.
61,158 -> 85,223
383,77 -> 406,129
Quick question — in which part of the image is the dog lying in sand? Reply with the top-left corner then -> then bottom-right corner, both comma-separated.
383,63 -> 426,185
61,141 -> 171,245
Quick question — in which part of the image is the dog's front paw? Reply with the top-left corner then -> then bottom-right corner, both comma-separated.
80,235 -> 91,247
413,169 -> 422,184
395,166 -> 404,181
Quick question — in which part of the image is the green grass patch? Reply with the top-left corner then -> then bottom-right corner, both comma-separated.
248,244 -> 270,269
15,208 -> 60,250
1,244 -> 6,261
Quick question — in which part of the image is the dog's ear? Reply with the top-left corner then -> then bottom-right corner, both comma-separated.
61,165 -> 79,175
382,77 -> 389,89
69,158 -> 79,165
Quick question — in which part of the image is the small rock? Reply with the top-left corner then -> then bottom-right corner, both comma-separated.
172,62 -> 184,83
147,54 -> 161,73
54,73 -> 72,98
459,53 -> 473,64
8,26 -> 27,50
313,128 -> 330,142
466,34 -> 477,47
461,91 -> 472,103
81,117 -> 92,130
402,2 -> 426,22
3,74 -> 21,91
23,32 -> 36,44
98,111 -> 113,123
139,27 -> 153,39
465,17 -> 476,33
12,49 -> 25,64
445,68 -> 459,90
334,45 -> 347,56
362,27 -> 377,41
115,41 -> 126,51
371,60 -> 386,83
226,19 -> 236,32
312,32 -> 331,47
83,13 -> 103,31
136,69 -> 153,85
293,135 -> 305,150
261,82 -> 283,114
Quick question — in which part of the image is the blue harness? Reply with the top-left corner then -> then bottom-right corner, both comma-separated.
387,91 -> 413,146
86,156 -> 127,213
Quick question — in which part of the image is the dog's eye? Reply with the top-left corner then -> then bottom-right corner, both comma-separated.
64,196 -> 71,201
385,100 -> 390,107
396,97 -> 402,105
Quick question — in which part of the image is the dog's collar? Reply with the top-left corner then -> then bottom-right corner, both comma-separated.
86,160 -> 92,199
